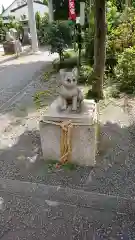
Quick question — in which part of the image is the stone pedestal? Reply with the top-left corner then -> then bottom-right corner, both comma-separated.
3,41 -> 16,54
3,40 -> 22,55
39,99 -> 98,166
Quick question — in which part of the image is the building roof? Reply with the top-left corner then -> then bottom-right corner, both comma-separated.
11,1 -> 47,12
2,0 -> 16,15
2,0 -> 47,15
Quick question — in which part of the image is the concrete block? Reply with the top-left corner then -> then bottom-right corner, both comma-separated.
39,98 -> 98,166
3,41 -> 15,54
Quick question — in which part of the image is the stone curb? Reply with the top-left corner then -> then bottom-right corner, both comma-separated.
0,46 -> 32,64
0,178 -> 135,214
0,54 -> 16,64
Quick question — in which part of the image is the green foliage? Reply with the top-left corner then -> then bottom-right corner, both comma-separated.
43,0 -> 48,5
36,13 -> 50,45
47,159 -> 77,171
108,8 -> 135,52
107,1 -> 121,32
64,50 -> 77,59
106,7 -> 135,76
115,47 -> 135,94
133,0 -> 135,7
53,57 -> 77,71
104,85 -> 120,98
0,17 -> 23,42
48,24 -> 66,62
35,11 -> 42,30
36,11 -> 72,55
33,90 -> 51,108
47,21 -> 72,62
79,65 -> 92,84
40,70 -> 56,81
0,17 -> 4,42
110,0 -> 125,11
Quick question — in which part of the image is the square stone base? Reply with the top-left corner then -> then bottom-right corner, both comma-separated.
3,41 -> 16,54
39,99 -> 98,166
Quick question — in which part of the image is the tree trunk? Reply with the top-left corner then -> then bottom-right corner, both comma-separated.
92,0 -> 106,100
125,0 -> 132,7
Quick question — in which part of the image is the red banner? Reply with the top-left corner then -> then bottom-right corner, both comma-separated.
68,0 -> 76,20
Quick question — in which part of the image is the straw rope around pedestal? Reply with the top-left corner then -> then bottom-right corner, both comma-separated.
42,120 -> 74,165
42,120 -> 96,165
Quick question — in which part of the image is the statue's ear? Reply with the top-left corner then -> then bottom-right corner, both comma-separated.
59,69 -> 66,79
72,68 -> 78,79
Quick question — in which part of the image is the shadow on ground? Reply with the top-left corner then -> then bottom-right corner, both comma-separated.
0,128 -> 90,188
0,119 -> 135,198
0,186 -> 134,239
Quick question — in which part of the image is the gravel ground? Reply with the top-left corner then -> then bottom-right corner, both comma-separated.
83,98 -> 135,198
0,189 -> 135,239
1,65 -> 135,198
1,68 -> 135,238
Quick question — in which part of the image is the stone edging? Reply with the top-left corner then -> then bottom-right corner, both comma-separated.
0,178 -> 135,214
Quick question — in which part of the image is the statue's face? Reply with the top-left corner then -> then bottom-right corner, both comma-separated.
60,68 -> 78,88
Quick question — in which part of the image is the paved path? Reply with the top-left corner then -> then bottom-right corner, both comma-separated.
0,50 -> 58,112
0,178 -> 134,239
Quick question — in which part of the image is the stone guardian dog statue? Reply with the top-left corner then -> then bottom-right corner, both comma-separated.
59,68 -> 83,112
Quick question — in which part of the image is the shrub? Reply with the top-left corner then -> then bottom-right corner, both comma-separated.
109,8 -> 135,52
53,57 -> 77,71
47,23 -> 67,62
47,21 -> 72,62
37,16 -> 72,49
106,8 -> 135,76
63,50 -> 77,59
0,17 -> 5,42
104,85 -> 120,98
57,21 -> 72,46
35,11 -> 42,31
115,47 -> 135,94
79,65 -> 92,84
0,18 -> 23,42
107,1 -> 121,33
37,13 -> 50,45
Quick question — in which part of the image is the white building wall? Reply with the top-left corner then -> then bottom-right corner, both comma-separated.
12,2 -> 49,21
2,1 -> 18,17
2,2 -> 49,23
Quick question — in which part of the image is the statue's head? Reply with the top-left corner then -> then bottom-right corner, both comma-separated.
60,68 -> 78,88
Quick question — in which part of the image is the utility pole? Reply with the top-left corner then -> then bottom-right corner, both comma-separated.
48,0 -> 54,23
27,0 -> 39,52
